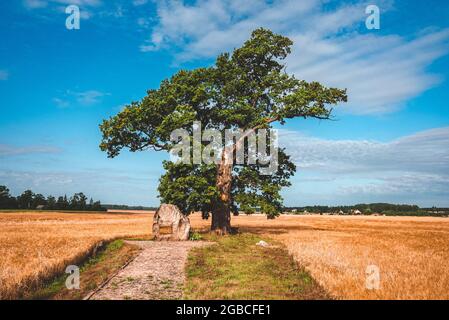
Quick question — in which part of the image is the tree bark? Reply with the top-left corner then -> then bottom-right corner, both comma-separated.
211,147 -> 233,234
210,118 -> 280,234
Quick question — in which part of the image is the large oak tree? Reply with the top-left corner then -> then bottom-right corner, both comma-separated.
99,28 -> 347,234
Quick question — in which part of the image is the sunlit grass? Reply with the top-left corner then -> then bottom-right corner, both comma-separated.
184,233 -> 328,300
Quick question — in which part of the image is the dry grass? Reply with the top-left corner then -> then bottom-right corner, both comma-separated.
0,211 -> 153,299
228,214 -> 449,300
2,211 -> 449,300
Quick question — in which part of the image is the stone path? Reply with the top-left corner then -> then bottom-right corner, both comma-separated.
89,241 -> 210,300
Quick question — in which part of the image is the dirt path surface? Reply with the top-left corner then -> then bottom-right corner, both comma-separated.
90,241 -> 211,300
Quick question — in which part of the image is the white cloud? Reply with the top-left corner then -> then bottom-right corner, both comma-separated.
137,17 -> 151,28
0,169 -> 160,205
73,90 -> 109,105
23,0 -> 102,20
280,127 -> 449,175
0,171 -> 73,190
288,30 -> 449,114
0,144 -> 62,156
142,0 -> 449,114
52,97 -> 69,108
24,0 -> 102,9
23,0 -> 48,9
0,70 -> 8,81
338,174 -> 449,196
279,127 -> 449,205
53,90 -> 109,107
133,0 -> 148,6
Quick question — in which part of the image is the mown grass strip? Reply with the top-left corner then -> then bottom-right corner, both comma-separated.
184,233 -> 329,300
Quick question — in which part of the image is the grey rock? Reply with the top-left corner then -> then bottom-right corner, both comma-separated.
152,204 -> 190,241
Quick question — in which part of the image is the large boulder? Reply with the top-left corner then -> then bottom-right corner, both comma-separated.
152,204 -> 190,241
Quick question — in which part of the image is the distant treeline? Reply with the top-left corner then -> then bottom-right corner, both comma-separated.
0,185 -> 105,211
102,204 -> 158,211
285,203 -> 449,216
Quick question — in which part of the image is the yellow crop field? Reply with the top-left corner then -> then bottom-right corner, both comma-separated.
0,211 -> 153,299
230,214 -> 449,300
1,211 -> 448,300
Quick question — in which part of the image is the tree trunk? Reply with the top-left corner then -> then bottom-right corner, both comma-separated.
211,148 -> 233,234
211,198 -> 231,235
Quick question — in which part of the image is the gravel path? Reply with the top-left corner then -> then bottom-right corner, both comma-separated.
90,241 -> 211,300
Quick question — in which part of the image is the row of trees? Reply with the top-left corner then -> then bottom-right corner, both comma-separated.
0,185 -> 105,211
102,204 -> 157,211
286,203 -> 422,214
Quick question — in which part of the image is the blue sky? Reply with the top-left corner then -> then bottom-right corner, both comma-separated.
1,0 -> 449,207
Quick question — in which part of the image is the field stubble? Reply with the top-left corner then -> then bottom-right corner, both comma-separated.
0,211 -> 153,299
231,214 -> 449,299
1,211 -> 448,299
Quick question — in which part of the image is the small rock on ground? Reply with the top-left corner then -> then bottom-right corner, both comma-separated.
256,240 -> 270,247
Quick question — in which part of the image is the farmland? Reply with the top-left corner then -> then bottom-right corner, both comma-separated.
233,214 -> 449,300
1,211 -> 448,299
0,211 -> 153,299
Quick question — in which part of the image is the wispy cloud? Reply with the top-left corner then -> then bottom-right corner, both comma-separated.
0,169 -> 160,205
71,90 -> 109,105
338,174 -> 449,197
279,127 -> 449,205
133,0 -> 148,6
287,29 -> 449,114
142,0 -> 449,114
0,170 -> 74,187
0,70 -> 9,81
52,97 -> 69,108
0,144 -> 63,157
280,127 -> 449,175
23,0 -> 48,9
21,0 -> 153,31
23,0 -> 102,9
23,0 -> 103,20
53,89 -> 109,107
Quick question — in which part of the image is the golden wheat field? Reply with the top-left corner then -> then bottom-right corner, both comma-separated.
1,211 -> 449,300
231,214 -> 449,300
0,211 -> 153,299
